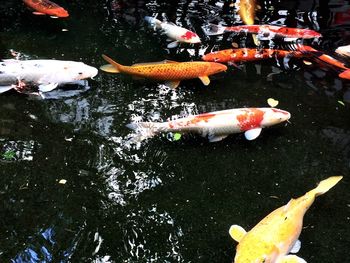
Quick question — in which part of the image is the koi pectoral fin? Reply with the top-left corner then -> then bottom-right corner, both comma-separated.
32,12 -> 46,15
229,225 -> 247,242
100,64 -> 120,73
277,255 -> 306,263
244,128 -> 262,140
167,41 -> 179,48
165,80 -> 181,89
208,134 -> 228,142
0,86 -> 14,94
290,240 -> 301,254
199,76 -> 210,86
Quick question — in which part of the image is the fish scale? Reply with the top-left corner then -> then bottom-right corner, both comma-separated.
125,63 -> 211,80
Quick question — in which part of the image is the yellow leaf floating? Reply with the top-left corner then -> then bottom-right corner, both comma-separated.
338,100 -> 345,106
267,98 -> 279,107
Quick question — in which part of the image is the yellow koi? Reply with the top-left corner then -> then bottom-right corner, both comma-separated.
229,176 -> 343,263
100,55 -> 227,88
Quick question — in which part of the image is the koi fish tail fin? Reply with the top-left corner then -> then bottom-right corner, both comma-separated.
201,23 -> 226,36
310,176 -> 343,197
126,122 -> 163,142
338,69 -> 350,80
101,54 -> 123,73
144,16 -> 162,29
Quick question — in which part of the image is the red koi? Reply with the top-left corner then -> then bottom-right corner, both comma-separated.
202,48 -> 304,63
203,24 -> 321,39
23,0 -> 69,18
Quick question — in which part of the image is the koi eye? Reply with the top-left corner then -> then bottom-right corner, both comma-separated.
78,72 -> 83,75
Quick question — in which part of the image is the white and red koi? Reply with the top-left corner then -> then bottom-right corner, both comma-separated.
229,176 -> 342,263
202,23 -> 321,40
145,16 -> 201,48
127,107 -> 290,143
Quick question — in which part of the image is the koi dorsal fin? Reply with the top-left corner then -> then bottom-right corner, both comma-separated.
229,225 -> 247,242
131,60 -> 179,67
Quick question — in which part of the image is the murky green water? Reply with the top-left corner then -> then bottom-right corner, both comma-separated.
0,0 -> 350,262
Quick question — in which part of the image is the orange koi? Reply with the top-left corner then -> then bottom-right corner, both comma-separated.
100,55 -> 227,88
23,0 -> 69,18
203,24 -> 321,39
202,48 -> 304,63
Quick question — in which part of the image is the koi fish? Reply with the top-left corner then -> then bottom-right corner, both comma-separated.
100,54 -> 227,89
296,45 -> 350,80
335,44 -> 350,57
238,0 -> 256,25
23,0 -> 69,18
229,176 -> 342,263
202,48 -> 304,63
144,16 -> 201,48
126,107 -> 290,142
0,59 -> 98,94
202,24 -> 321,40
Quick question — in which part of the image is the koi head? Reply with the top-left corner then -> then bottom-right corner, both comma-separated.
202,49 -> 234,63
206,62 -> 228,75
45,7 -> 69,18
260,108 -> 291,127
56,61 -> 98,82
180,31 -> 201,44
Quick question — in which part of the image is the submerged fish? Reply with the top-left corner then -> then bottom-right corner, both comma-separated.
127,107 -> 290,142
238,0 -> 256,25
144,16 -> 201,48
202,48 -> 304,63
100,54 -> 227,88
23,0 -> 69,18
0,59 -> 98,94
202,24 -> 321,40
229,176 -> 342,263
296,45 -> 350,80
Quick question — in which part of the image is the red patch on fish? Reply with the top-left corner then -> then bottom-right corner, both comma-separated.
236,109 -> 264,131
168,113 -> 215,128
189,113 -> 216,124
180,31 -> 197,40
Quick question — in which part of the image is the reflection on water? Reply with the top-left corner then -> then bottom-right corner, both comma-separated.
0,0 -> 350,262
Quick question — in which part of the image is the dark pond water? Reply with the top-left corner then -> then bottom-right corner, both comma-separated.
1,0 -> 350,262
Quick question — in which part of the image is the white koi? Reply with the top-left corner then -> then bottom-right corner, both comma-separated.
0,59 -> 98,94
127,107 -> 290,143
144,16 -> 201,48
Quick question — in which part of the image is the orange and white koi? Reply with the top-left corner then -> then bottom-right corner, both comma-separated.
229,176 -> 342,263
144,16 -> 201,48
202,24 -> 321,40
238,0 -> 256,25
127,107 -> 290,142
100,54 -> 227,88
202,48 -> 304,63
23,0 -> 69,18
